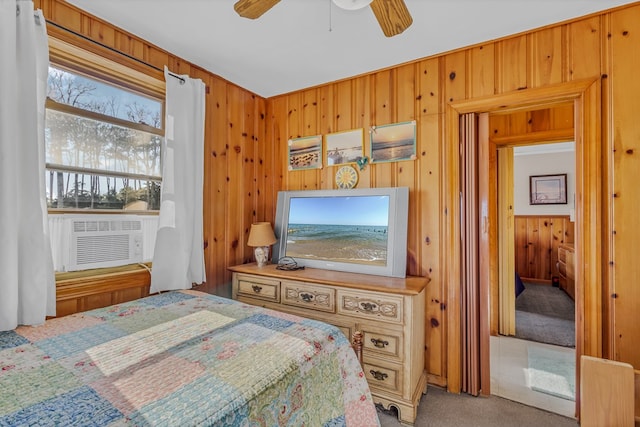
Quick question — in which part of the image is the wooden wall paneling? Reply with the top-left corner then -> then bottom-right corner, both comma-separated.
468,44 -> 496,98
610,6 -> 640,368
539,217 -> 553,280
285,92 -> 303,190
320,83 -> 336,189
207,78 -> 230,291
86,17 -> 115,50
510,111 -> 531,136
525,217 -> 539,279
353,76 -> 372,189
514,217 -> 528,277
301,88 -> 321,190
600,13 -> 614,360
115,32 -> 144,61
254,97 -> 271,222
417,57 -> 444,384
421,114 -> 444,384
551,103 -> 575,132
443,51 -> 467,105
530,26 -> 565,87
49,1 -> 83,34
566,16 -> 603,81
396,63 -> 418,274
528,108 -> 552,133
264,96 -> 285,223
242,91 -> 258,254
335,80 -> 353,132
226,84 -> 250,267
496,35 -> 529,92
371,69 -> 395,188
514,216 -> 574,282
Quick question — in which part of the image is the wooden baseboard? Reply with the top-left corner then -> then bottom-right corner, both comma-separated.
519,277 -> 552,286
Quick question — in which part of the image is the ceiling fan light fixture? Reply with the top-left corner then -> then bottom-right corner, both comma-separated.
331,0 -> 374,11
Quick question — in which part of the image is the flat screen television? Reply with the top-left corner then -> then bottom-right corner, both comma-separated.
273,187 -> 409,278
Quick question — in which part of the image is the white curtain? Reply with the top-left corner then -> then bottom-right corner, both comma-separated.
150,68 -> 206,293
0,1 -> 55,331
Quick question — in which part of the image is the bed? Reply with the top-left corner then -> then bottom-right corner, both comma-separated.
0,290 -> 379,426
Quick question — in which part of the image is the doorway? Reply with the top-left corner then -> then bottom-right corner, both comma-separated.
491,141 -> 577,417
444,78 -> 604,421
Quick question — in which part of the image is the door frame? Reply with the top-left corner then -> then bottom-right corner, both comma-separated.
443,78 -> 603,417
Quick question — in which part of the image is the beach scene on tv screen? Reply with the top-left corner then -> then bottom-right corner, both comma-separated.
285,195 -> 389,266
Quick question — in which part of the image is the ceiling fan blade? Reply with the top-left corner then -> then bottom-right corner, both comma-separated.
234,0 -> 281,20
370,0 -> 413,37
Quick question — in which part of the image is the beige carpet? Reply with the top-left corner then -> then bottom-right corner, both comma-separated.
515,282 -> 575,347
377,386 -> 578,427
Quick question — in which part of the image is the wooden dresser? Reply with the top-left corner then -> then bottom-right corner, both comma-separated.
229,263 -> 428,425
558,243 -> 575,300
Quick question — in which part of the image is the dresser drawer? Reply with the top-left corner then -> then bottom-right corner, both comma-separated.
281,280 -> 336,313
361,327 -> 402,361
558,261 -> 567,277
236,275 -> 280,302
337,290 -> 403,324
363,360 -> 401,395
558,247 -> 567,263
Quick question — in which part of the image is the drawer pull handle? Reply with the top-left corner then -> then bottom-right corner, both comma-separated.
252,285 -> 262,293
371,338 -> 389,348
300,292 -> 313,302
360,302 -> 377,312
369,370 -> 388,381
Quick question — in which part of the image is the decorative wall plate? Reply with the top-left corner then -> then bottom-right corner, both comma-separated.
335,165 -> 359,189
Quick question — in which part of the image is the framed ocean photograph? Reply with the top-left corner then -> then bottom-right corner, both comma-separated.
325,128 -> 365,166
288,135 -> 322,170
370,121 -> 416,163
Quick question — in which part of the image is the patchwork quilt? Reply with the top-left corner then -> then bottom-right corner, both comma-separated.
0,290 -> 379,426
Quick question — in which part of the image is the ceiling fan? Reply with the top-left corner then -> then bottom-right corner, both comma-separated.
233,0 -> 413,37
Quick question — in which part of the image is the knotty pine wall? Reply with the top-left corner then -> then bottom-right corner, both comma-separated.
40,0 -> 640,386
267,2 -> 640,384
514,215 -> 574,282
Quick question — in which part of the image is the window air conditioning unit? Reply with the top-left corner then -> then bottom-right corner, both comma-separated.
64,216 -> 143,272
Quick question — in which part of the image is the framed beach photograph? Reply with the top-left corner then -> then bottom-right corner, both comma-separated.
325,129 -> 365,166
288,135 -> 322,171
529,173 -> 567,205
370,121 -> 416,163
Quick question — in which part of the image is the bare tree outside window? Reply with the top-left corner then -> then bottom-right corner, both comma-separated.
45,66 -> 163,211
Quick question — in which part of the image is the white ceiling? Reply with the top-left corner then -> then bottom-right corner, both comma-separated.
66,0 -> 635,98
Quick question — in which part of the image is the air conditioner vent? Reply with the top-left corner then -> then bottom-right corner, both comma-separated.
64,215 -> 144,271
76,235 -> 130,265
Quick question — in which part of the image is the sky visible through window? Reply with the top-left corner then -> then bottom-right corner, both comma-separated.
47,66 -> 162,127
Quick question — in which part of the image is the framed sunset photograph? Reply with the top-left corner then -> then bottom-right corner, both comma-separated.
370,121 -> 416,163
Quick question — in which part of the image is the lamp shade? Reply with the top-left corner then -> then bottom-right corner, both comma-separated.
332,0 -> 373,10
247,222 -> 277,247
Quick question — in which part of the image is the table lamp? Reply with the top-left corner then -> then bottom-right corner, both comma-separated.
247,222 -> 277,267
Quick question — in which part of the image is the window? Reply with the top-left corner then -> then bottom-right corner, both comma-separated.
45,56 -> 164,211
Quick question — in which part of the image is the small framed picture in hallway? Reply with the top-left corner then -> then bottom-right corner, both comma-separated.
529,173 -> 567,205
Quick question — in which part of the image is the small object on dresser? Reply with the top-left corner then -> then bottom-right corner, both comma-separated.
276,256 -> 305,271
247,222 -> 277,267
